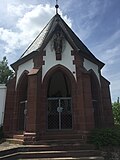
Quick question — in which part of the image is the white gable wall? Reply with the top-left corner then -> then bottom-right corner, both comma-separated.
42,39 -> 76,80
0,84 -> 6,126
16,59 -> 34,85
84,58 -> 100,83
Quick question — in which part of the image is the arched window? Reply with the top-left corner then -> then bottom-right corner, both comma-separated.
47,70 -> 71,98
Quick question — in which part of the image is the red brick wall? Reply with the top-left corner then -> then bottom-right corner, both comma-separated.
101,76 -> 114,127
3,78 -> 16,137
89,70 -> 104,128
12,70 -> 29,132
82,72 -> 95,130
3,49 -> 114,143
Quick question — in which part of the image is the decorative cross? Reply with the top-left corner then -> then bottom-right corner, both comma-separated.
55,0 -> 59,14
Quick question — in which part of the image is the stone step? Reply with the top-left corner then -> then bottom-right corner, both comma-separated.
40,133 -> 85,141
0,144 -> 96,157
0,150 -> 103,160
24,144 -> 95,151
0,141 -> 104,160
6,138 -> 84,145
6,138 -> 24,145
17,157 -> 104,160
34,138 -> 85,145
13,134 -> 24,140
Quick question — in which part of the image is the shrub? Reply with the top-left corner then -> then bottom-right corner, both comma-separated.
88,127 -> 120,148
112,100 -> 120,125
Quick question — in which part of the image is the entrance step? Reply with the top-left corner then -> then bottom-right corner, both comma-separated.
0,143 -> 104,160
0,149 -> 104,160
6,138 -> 24,145
6,138 -> 84,145
13,134 -> 24,140
35,138 -> 85,145
18,158 -> 104,160
4,135 -> 104,160
40,131 -> 85,139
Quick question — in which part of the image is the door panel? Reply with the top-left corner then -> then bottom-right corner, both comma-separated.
47,98 -> 72,130
48,99 -> 59,129
18,103 -> 25,131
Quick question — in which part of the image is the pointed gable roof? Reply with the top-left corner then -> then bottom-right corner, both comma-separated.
20,15 -> 56,58
11,14 -> 104,70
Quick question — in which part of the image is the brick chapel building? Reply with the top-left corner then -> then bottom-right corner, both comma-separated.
3,13 -> 114,144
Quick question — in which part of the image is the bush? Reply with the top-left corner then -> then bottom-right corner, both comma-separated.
112,100 -> 120,125
88,127 -> 120,148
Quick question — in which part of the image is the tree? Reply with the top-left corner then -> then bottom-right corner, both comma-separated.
112,97 -> 120,125
0,56 -> 14,84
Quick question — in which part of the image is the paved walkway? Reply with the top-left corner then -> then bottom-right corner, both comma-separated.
0,141 -> 22,151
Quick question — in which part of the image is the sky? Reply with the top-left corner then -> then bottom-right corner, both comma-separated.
0,0 -> 120,102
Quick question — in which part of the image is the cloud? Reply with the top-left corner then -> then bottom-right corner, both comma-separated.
102,46 -> 120,64
0,28 -> 20,53
0,3 -> 72,63
71,0 -> 108,41
16,4 -> 72,34
7,3 -> 34,17
92,30 -> 120,64
17,4 -> 54,33
90,29 -> 120,102
109,72 -> 120,102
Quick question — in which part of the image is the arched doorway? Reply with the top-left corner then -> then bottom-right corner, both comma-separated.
47,70 -> 72,130
90,70 -> 101,128
16,71 -> 28,131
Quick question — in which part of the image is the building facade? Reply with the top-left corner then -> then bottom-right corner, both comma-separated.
3,14 -> 114,144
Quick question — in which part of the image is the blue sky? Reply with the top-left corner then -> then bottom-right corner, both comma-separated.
0,0 -> 120,102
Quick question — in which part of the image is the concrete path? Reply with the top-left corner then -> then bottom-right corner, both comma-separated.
0,141 -> 22,151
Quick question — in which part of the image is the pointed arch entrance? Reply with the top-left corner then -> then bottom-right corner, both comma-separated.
16,71 -> 28,131
44,65 -> 75,130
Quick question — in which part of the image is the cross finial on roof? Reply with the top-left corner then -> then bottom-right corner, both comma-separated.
55,0 -> 59,14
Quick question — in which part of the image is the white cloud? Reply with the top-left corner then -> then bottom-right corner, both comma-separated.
109,73 -> 120,102
0,28 -> 20,53
16,4 -> 72,34
72,0 -> 107,41
17,4 -> 54,33
103,46 -> 120,64
91,29 -> 120,102
92,30 -> 120,65
0,3 -> 72,61
7,3 -> 34,17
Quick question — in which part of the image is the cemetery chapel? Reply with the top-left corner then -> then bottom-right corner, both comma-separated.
3,4 -> 114,144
